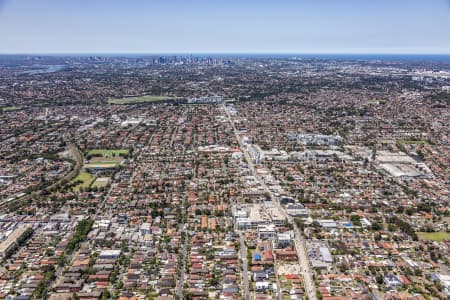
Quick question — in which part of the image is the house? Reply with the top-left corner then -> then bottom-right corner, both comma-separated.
140,223 -> 151,235
256,281 -> 270,292
77,292 -> 102,299
383,274 -> 402,289
222,284 -> 239,294
253,271 -> 268,282
54,280 -> 83,293
48,293 -> 73,300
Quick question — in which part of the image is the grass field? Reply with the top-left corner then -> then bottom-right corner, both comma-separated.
84,162 -> 120,169
71,172 -> 94,191
2,106 -> 21,112
418,232 -> 450,242
87,149 -> 129,157
90,156 -> 123,163
108,95 -> 179,105
84,149 -> 126,170
91,177 -> 110,188
398,140 -> 426,145
367,100 -> 386,104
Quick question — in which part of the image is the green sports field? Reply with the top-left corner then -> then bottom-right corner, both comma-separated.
83,162 -> 120,169
417,232 -> 450,242
108,95 -> 179,105
91,177 -> 110,188
2,106 -> 21,112
397,140 -> 426,145
71,172 -> 94,191
87,149 -> 129,157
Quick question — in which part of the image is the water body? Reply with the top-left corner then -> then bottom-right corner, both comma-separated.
23,64 -> 67,75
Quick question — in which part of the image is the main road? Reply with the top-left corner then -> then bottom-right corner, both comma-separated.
239,233 -> 250,300
175,209 -> 189,300
223,104 -> 317,300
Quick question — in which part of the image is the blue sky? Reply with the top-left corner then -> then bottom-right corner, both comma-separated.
1,0 -> 450,54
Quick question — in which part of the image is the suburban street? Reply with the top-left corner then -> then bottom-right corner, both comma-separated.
0,143 -> 83,211
175,186 -> 189,300
224,104 -> 317,300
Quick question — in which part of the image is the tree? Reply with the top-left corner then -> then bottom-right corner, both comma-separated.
376,274 -> 383,285
101,289 -> 111,300
371,222 -> 382,231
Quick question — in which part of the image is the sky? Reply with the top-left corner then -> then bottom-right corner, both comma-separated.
1,0 -> 450,54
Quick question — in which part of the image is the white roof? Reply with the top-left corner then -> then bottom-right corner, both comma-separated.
99,249 -> 121,257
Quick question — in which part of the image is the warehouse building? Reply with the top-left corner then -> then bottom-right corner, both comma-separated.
0,225 -> 32,259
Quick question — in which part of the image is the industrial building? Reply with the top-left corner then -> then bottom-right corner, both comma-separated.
0,226 -> 32,259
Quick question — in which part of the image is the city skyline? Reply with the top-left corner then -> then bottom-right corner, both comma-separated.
1,0 -> 450,54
